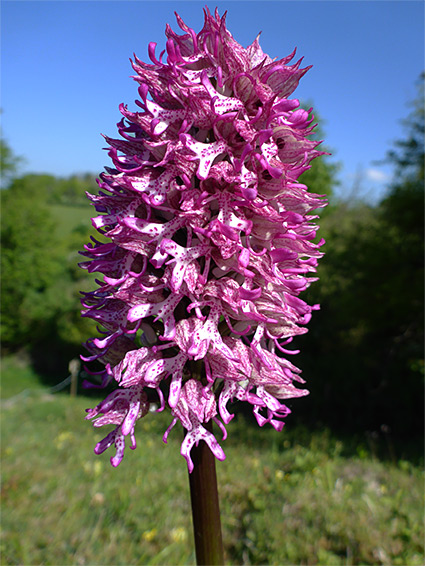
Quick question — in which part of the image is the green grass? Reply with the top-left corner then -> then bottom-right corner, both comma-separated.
0,355 -> 45,399
48,203 -> 94,239
1,356 -> 424,565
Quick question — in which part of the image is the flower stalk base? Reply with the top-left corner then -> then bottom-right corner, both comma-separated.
187,420 -> 224,566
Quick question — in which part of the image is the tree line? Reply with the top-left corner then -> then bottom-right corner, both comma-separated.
297,75 -> 424,441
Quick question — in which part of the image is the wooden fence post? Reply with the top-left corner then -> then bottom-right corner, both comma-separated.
69,358 -> 80,397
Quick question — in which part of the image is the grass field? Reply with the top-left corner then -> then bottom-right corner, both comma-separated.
49,203 -> 94,238
1,355 -> 424,566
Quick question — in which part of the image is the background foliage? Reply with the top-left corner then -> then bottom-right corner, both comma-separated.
1,77 -> 423,442
295,76 -> 424,441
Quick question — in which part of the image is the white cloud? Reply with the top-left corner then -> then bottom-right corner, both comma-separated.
365,168 -> 391,183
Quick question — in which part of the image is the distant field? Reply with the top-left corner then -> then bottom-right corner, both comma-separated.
1,355 -> 424,566
48,203 -> 94,239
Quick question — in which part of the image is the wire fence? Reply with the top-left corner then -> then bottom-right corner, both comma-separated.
2,360 -> 82,408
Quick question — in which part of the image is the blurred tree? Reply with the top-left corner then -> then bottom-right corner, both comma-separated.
295,74 -> 424,440
1,169 -> 99,375
379,73 -> 424,235
1,177 -> 62,347
0,135 -> 24,188
382,72 -> 424,182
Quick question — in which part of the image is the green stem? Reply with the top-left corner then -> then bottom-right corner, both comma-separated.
187,419 -> 225,566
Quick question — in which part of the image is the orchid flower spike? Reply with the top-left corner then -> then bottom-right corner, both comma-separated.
81,8 -> 327,470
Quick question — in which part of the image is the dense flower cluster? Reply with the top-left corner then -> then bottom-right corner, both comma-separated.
80,8 -> 327,472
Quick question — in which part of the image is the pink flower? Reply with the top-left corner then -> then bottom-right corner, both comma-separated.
81,8 -> 327,469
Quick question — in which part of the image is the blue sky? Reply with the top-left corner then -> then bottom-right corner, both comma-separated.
2,0 -> 424,202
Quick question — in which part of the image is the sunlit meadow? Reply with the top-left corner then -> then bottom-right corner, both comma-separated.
1,356 -> 423,566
